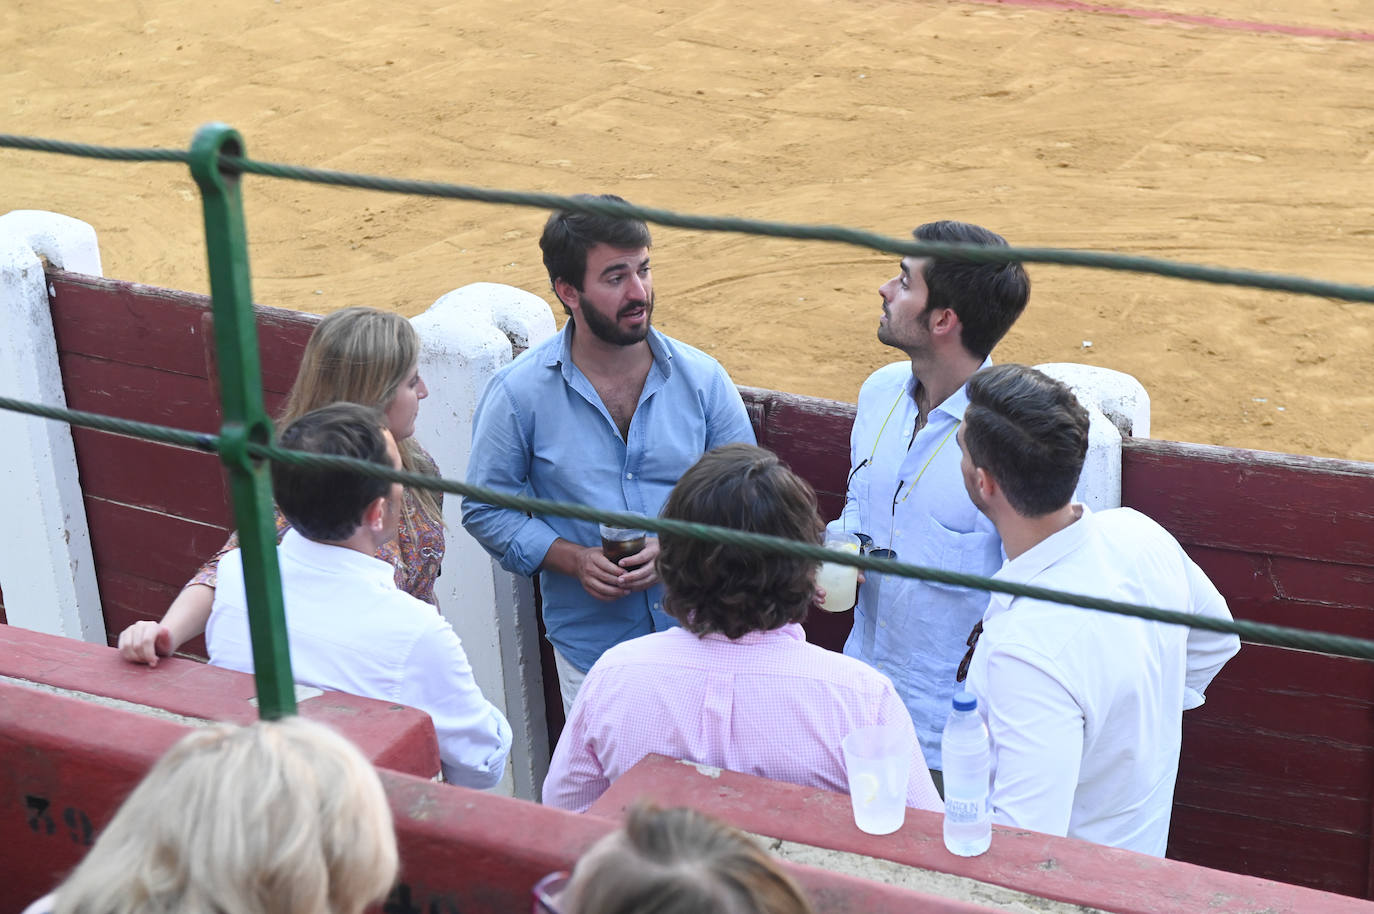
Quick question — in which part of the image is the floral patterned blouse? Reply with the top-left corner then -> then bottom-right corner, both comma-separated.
188,456 -> 446,607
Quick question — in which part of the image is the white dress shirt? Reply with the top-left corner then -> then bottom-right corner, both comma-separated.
965,506 -> 1240,855
829,359 -> 1002,770
207,529 -> 512,789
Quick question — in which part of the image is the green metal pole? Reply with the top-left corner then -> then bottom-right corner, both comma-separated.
187,123 -> 296,719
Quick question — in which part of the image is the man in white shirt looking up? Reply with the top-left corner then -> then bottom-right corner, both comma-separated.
831,220 -> 1029,793
957,364 -> 1240,855
207,402 -> 512,789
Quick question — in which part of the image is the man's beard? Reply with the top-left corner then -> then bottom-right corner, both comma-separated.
578,292 -> 654,346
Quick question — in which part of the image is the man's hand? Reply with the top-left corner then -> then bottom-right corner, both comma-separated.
572,546 -> 632,601
117,621 -> 174,667
613,536 -> 660,592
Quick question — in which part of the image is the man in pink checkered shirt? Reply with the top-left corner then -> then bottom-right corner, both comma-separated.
543,443 -> 942,813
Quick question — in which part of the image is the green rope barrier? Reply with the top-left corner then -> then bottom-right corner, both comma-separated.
3,132 -> 1373,304
3,392 -> 1370,663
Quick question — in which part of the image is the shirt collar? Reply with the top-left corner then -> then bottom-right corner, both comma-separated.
985,503 -> 1092,621
913,355 -> 992,423
698,621 -> 807,645
546,322 -> 673,378
280,528 -> 397,585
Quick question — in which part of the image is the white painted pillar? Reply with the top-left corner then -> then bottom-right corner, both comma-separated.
1035,362 -> 1151,511
411,282 -> 557,802
0,211 -> 105,641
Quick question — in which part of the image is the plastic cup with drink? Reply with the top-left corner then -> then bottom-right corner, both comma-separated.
816,531 -> 861,613
841,724 -> 911,835
599,523 -> 647,566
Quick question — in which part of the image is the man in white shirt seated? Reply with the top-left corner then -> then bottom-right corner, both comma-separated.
207,402 -> 512,789
956,364 -> 1240,855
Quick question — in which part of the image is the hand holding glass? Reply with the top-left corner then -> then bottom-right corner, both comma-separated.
599,523 -> 647,565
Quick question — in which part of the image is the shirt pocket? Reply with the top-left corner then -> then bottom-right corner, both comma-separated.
913,514 -> 1000,593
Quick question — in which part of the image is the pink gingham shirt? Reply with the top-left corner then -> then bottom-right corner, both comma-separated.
542,623 -> 942,813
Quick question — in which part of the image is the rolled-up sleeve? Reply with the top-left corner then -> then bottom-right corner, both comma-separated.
402,618 -> 512,789
461,377 -> 561,576
1181,556 -> 1241,710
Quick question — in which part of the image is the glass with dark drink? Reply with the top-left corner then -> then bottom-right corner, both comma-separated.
599,523 -> 647,565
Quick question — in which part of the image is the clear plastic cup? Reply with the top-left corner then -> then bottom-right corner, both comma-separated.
816,532 -> 861,612
599,523 -> 647,566
841,724 -> 911,835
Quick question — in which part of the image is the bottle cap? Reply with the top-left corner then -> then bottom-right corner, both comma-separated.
952,691 -> 978,712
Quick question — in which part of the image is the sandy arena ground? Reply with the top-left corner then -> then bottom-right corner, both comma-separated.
4,0 -> 1373,460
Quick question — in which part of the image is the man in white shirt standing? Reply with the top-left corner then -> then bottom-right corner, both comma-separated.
831,220 -> 1030,793
207,402 -> 512,789
957,364 -> 1240,855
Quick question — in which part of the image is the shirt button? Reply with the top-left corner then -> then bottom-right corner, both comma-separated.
653,602 -> 661,611
626,472 -> 634,480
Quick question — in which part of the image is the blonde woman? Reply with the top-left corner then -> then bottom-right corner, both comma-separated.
118,307 -> 445,666
22,717 -> 398,914
534,804 -> 815,914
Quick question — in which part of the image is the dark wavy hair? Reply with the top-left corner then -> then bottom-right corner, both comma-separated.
657,444 -> 822,639
539,193 -> 652,314
914,220 -> 1029,359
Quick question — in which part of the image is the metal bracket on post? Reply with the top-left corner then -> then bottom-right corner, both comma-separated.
187,122 -> 296,719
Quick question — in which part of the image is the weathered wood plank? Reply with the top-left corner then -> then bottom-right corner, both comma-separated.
740,385 -> 855,521
1190,547 -> 1374,639
83,496 -> 230,593
1179,720 -> 1374,833
59,354 -> 221,431
69,428 -> 230,527
49,271 -> 320,395
1122,438 -> 1374,566
97,569 -> 207,659
1169,804 -> 1367,897
49,272 -> 214,377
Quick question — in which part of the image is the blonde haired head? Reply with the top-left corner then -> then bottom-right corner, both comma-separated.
279,306 -> 441,522
564,804 -> 814,914
52,717 -> 398,914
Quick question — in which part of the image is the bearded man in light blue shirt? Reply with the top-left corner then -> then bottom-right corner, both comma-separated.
462,195 -> 756,712
830,220 -> 1029,793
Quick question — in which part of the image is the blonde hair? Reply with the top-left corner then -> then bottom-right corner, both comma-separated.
566,805 -> 815,914
279,306 -> 442,523
52,717 -> 398,914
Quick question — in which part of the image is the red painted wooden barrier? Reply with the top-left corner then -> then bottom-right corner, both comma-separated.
24,268 -> 1374,899
0,677 -> 1003,914
591,753 -> 1374,914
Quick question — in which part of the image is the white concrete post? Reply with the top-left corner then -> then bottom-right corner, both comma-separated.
1035,362 -> 1152,511
0,210 -> 105,641
411,282 -> 557,802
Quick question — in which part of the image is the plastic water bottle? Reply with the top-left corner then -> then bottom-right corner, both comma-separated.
942,691 -> 991,856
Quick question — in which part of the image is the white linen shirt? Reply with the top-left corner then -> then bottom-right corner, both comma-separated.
207,529 -> 512,789
965,506 -> 1240,856
829,360 -> 1002,770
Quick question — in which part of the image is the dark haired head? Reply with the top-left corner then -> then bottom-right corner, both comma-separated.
564,803 -> 815,914
272,403 -> 393,542
963,365 -> 1089,517
539,194 -> 653,315
913,221 -> 1030,359
657,444 -> 822,639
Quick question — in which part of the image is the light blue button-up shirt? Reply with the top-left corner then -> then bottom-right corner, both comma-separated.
828,360 -> 1003,771
462,323 -> 756,673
